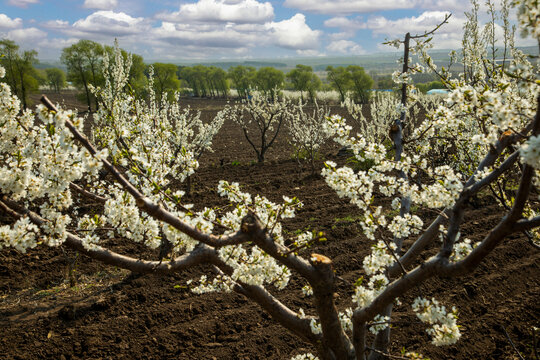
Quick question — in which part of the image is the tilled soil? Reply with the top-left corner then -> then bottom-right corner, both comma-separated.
1,95 -> 539,360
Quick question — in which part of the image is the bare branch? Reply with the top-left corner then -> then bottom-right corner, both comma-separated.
513,216 -> 540,232
502,326 -> 526,360
238,212 -> 317,282
410,13 -> 452,39
70,182 -> 107,203
209,252 -> 323,347
465,150 -> 520,195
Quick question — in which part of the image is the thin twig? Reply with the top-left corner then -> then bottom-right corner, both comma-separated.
533,326 -> 539,360
281,235 -> 325,256
381,236 -> 408,276
502,326 -> 525,360
366,347 -> 413,360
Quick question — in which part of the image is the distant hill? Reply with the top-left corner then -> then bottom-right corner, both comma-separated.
36,46 -> 537,75
172,46 -> 538,74
35,61 -> 67,72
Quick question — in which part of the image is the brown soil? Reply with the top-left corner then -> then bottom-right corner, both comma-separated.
1,94 -> 539,360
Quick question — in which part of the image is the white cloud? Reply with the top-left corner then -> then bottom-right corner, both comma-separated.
267,13 -> 321,51
297,49 -> 321,56
6,27 -> 47,43
327,39 -> 365,54
152,21 -> 258,48
284,0 -> 471,14
69,11 -> 148,36
42,19 -> 69,30
83,0 -> 118,10
366,11 -> 465,50
148,12 -> 321,56
0,14 -> 23,30
366,11 -> 536,50
157,0 -> 274,24
328,31 -> 356,40
7,0 -> 39,8
366,11 -> 463,38
284,0 -> 416,14
417,0 -> 470,12
324,16 -> 365,31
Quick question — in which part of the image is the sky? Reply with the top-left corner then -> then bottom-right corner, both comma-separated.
0,0 -> 536,61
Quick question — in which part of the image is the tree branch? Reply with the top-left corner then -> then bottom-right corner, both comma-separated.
208,253 -> 323,347
410,14 -> 452,39
70,182 -> 107,203
0,197 -> 214,274
310,254 -> 355,360
513,216 -> 540,232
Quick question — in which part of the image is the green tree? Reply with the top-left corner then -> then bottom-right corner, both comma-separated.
0,39 -> 40,109
326,66 -> 351,102
286,64 -> 321,102
61,40 -> 104,111
347,65 -> 373,103
305,72 -> 322,103
207,66 -> 229,98
416,80 -> 445,94
179,65 -> 204,97
228,65 -> 256,99
45,68 -> 67,93
375,75 -> 394,90
255,67 -> 284,101
151,63 -> 180,104
180,65 -> 227,98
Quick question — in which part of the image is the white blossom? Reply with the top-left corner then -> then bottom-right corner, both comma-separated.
412,297 -> 461,346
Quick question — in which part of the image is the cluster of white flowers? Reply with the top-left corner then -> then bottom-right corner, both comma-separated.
92,44 -> 224,193
186,181 -> 307,292
451,237 -> 476,262
219,245 -> 291,289
514,0 -> 540,38
310,318 -> 322,335
281,89 -> 342,103
187,275 -> 234,294
323,114 -> 468,247
102,188 -> 161,249
0,63 -> 106,251
0,217 -> 39,253
520,135 -> 540,169
342,92 -> 401,143
412,297 -> 461,346
388,214 -> 423,239
290,353 -> 319,360
363,241 -> 396,276
301,284 -> 313,296
297,307 -> 323,335
392,70 -> 412,85
338,308 -> 354,332
369,314 -> 390,335
352,273 -> 390,309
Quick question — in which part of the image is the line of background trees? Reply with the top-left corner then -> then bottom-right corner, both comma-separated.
1,38 -> 446,110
